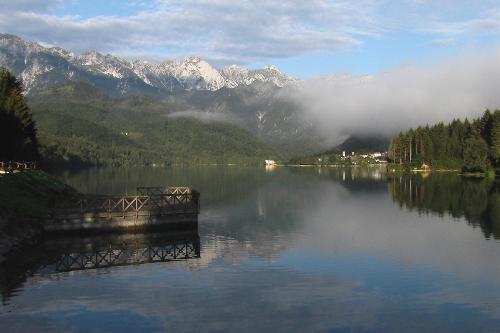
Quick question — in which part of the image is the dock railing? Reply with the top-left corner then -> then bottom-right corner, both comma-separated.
0,161 -> 36,173
50,187 -> 200,221
136,186 -> 192,196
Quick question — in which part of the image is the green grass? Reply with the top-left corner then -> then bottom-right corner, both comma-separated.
0,171 -> 77,217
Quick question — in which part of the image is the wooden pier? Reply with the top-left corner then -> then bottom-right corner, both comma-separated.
45,187 -> 200,233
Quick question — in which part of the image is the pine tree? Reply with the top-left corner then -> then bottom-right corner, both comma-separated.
407,129 -> 414,162
0,68 -> 39,161
490,110 -> 500,166
420,126 -> 433,162
387,138 -> 395,162
476,110 -> 493,145
463,130 -> 489,172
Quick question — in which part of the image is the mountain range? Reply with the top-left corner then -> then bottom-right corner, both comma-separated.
0,33 -> 295,96
0,33 -> 387,165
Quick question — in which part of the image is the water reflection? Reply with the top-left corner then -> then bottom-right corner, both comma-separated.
48,166 -> 500,244
3,167 -> 500,332
51,166 -> 272,208
388,173 -> 500,239
0,230 -> 200,303
51,233 -> 200,272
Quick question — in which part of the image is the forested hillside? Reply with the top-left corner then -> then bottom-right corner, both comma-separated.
387,110 -> 500,172
28,82 -> 278,166
166,82 -> 323,155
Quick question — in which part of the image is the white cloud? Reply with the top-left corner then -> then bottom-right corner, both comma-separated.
167,110 -> 236,124
0,0 -> 383,64
292,51 -> 500,143
0,1 -> 499,65
425,9 -> 500,35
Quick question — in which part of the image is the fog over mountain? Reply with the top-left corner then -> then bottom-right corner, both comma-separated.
291,51 -> 500,143
2,33 -> 500,149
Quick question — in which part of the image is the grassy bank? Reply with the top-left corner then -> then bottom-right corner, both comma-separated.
0,170 -> 77,218
0,170 -> 79,263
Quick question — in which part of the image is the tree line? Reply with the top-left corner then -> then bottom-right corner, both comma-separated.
387,110 -> 500,172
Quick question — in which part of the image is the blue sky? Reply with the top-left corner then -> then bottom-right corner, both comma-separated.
1,0 -> 500,78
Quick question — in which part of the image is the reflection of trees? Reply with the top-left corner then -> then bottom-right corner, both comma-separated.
288,165 -> 388,194
388,174 -> 500,239
204,171 -> 316,241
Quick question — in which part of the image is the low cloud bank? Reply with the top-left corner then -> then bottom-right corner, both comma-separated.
167,110 -> 235,124
291,51 -> 500,144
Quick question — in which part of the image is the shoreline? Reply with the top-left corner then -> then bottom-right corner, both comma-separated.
0,170 -> 201,263
0,215 -> 43,264
386,164 -> 497,177
0,170 -> 78,264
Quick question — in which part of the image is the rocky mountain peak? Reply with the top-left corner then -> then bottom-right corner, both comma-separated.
263,64 -> 280,72
0,34 -> 296,95
185,56 -> 202,63
0,33 -> 44,53
48,46 -> 75,60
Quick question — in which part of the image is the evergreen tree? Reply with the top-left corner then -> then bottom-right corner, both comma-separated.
448,119 -> 462,160
387,138 -> 395,162
407,129 -> 414,162
431,123 -> 448,160
0,68 -> 39,161
388,111 -> 500,171
490,110 -> 500,166
476,110 -> 493,145
463,135 -> 489,172
421,126 -> 434,162
397,132 -> 405,164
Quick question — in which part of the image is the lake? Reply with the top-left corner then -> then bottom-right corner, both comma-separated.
1,166 -> 500,332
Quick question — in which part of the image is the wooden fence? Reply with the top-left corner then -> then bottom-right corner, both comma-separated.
0,161 -> 36,173
136,186 -> 192,196
50,189 -> 200,221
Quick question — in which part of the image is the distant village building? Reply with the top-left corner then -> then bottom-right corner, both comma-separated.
265,159 -> 277,166
342,151 -> 346,157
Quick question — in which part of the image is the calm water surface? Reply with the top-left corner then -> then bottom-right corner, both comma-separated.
1,166 -> 500,332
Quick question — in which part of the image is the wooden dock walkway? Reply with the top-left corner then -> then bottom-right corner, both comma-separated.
45,187 -> 200,232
